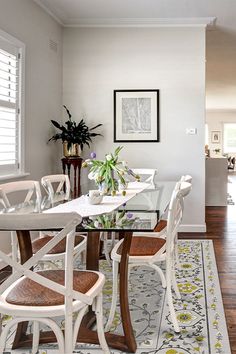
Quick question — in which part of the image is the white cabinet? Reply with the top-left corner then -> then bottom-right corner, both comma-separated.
205,157 -> 228,206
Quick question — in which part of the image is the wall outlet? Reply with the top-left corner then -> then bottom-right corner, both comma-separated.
186,128 -> 197,135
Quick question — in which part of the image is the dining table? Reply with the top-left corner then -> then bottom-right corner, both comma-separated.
0,180 -> 176,353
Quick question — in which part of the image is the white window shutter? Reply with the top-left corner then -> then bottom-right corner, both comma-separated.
0,39 -> 20,175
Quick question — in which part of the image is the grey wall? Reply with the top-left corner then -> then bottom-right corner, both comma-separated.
0,0 -> 62,255
63,27 -> 206,231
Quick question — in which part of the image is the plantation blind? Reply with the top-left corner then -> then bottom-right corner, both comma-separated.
0,39 -> 20,175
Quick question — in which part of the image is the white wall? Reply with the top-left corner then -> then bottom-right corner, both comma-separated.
206,110 -> 236,156
63,27 -> 206,231
0,0 -> 62,255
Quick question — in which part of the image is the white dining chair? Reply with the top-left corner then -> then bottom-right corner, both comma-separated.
0,180 -> 42,263
130,168 -> 157,184
35,174 -> 87,268
0,212 -> 110,354
41,174 -> 71,206
0,179 -> 87,269
105,181 -> 192,333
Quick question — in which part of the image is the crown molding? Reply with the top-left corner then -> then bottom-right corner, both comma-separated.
33,0 -> 64,25
31,4 -> 216,30
64,17 -> 217,28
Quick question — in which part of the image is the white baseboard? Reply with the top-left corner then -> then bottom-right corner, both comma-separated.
179,224 -> 206,233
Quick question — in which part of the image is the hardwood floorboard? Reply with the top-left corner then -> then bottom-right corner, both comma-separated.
179,205 -> 236,354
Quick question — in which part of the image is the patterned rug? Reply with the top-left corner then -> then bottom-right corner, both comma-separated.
4,240 -> 231,354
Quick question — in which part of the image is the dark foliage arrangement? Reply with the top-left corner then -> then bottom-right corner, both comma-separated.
48,105 -> 102,150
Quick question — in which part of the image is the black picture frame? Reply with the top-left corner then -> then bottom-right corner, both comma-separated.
114,89 -> 160,142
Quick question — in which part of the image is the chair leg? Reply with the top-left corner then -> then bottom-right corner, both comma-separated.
172,268 -> 181,300
80,250 -> 86,264
95,294 -> 110,353
102,232 -> 112,265
32,321 -> 40,354
105,260 -> 119,332
150,263 -> 167,288
166,259 -> 180,333
174,238 -> 180,268
64,311 -> 73,354
0,318 -> 12,353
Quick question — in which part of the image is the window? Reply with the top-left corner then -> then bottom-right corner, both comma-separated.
223,123 -> 236,153
0,29 -> 25,177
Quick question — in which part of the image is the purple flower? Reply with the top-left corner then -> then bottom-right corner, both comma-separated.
127,212 -> 133,219
90,152 -> 96,159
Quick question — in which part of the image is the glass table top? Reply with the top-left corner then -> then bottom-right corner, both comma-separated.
0,180 -> 176,232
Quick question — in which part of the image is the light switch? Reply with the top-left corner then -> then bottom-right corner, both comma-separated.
186,128 -> 197,135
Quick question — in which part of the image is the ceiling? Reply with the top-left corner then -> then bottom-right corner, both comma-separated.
34,0 -> 236,110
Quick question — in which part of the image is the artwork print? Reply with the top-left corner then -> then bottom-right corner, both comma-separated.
114,90 -> 159,142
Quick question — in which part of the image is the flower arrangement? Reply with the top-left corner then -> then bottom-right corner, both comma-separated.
82,146 -> 140,196
48,105 -> 102,152
83,210 -> 139,229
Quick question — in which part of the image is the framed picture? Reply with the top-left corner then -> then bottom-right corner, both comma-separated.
114,89 -> 159,142
211,131 -> 221,143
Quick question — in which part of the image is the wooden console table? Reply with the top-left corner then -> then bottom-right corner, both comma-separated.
61,157 -> 83,198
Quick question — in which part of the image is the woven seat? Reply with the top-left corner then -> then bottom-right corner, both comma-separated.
153,219 -> 167,232
117,236 -> 166,256
32,235 -> 85,254
6,270 -> 99,306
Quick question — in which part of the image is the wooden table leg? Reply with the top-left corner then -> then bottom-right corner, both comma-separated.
118,231 -> 137,352
77,230 -> 137,353
74,165 -> 77,198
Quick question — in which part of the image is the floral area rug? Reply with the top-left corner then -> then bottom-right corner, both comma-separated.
4,240 -> 231,354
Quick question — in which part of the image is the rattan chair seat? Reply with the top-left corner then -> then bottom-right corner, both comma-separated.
32,235 -> 85,254
117,236 -> 166,256
6,270 -> 98,306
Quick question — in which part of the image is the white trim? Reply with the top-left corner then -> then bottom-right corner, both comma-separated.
0,172 -> 29,182
64,17 -> 216,28
0,29 -> 25,49
179,223 -> 207,232
0,28 -> 26,178
206,108 -> 236,113
29,4 -> 217,29
33,0 -> 64,25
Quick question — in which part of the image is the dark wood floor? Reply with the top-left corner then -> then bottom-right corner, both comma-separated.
179,206 -> 236,354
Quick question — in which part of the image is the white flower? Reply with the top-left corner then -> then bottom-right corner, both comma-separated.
106,154 -> 112,161
122,160 -> 128,167
94,220 -> 100,228
88,171 -> 98,180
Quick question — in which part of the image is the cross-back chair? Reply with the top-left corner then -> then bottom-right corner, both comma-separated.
41,174 -> 71,206
0,212 -> 109,354
0,180 -> 42,263
35,174 -> 87,267
105,181 -> 192,333
130,168 -> 157,183
0,179 -> 87,268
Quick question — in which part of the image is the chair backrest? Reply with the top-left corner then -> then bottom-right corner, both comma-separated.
0,212 -> 92,306
131,169 -> 157,183
164,181 -> 191,257
41,174 -> 71,205
0,180 -> 42,211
